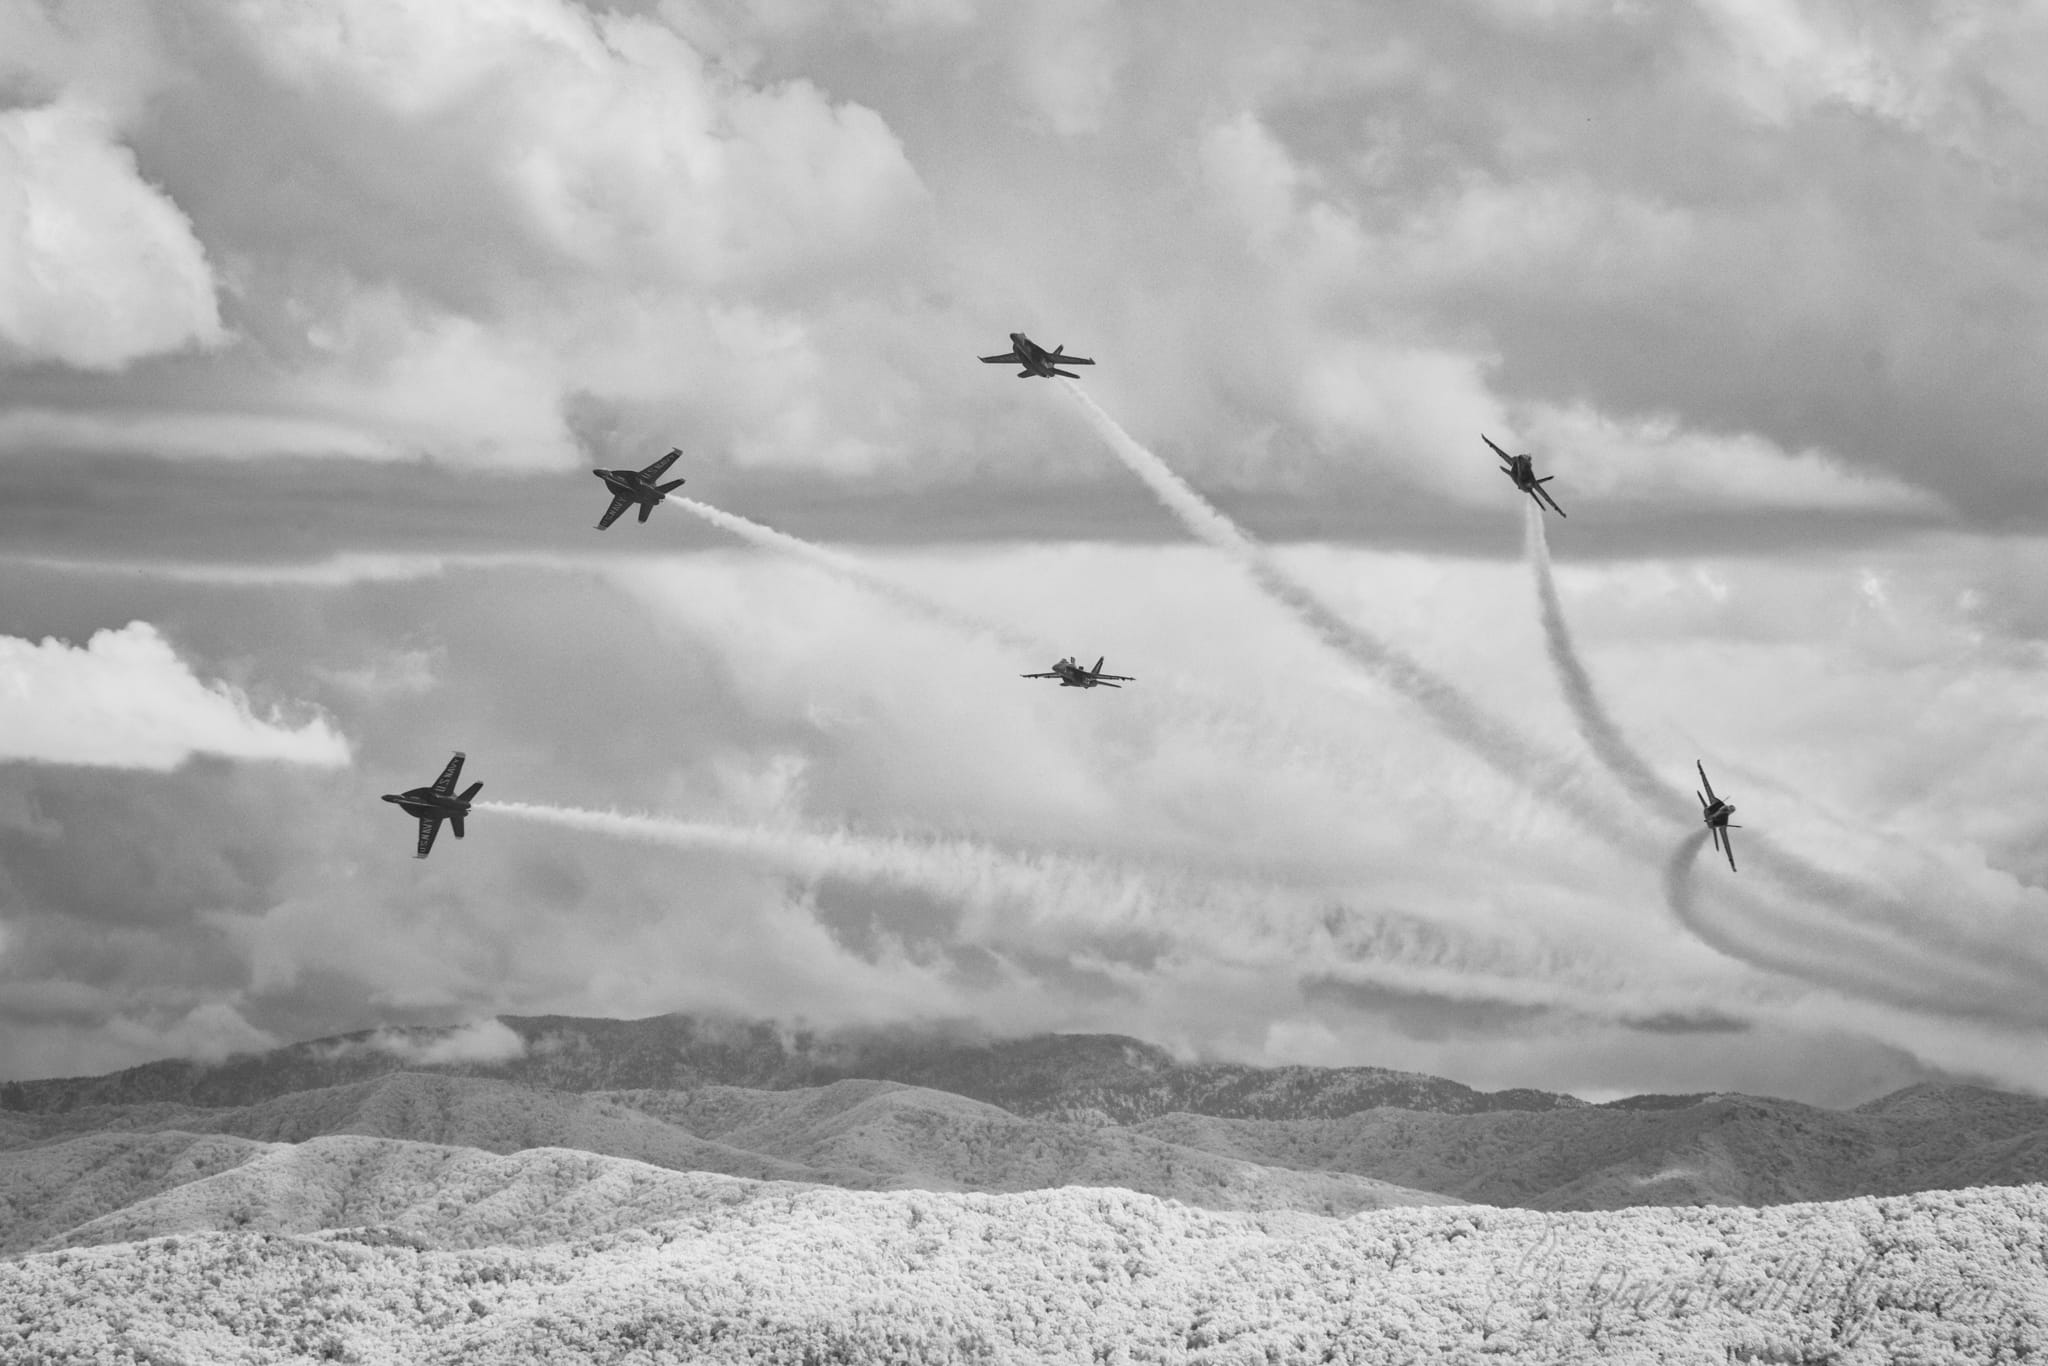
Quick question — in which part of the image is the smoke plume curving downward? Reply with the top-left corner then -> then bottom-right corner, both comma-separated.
1061,386 -> 2048,1029
477,800 -> 1753,1028
1527,500 -> 2041,977
1663,830 -> 2048,1026
1060,381 -> 1641,852
1524,504 -> 1690,822
1526,502 -> 2048,993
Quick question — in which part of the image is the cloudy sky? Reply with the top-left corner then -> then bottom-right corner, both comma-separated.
5,0 -> 2048,1107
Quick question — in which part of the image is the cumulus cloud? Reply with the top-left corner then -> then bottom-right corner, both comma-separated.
0,0 -> 931,472
191,0 -> 929,466
0,102 -> 222,370
0,622 -> 348,769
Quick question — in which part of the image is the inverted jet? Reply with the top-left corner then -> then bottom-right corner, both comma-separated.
594,448 -> 685,530
1695,760 -> 1741,871
1483,434 -> 1566,517
980,333 -> 1095,379
383,751 -> 483,859
1022,656 -> 1134,689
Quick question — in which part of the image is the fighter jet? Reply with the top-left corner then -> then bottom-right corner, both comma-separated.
593,448 -> 685,530
980,333 -> 1096,379
1483,434 -> 1566,517
382,752 -> 483,859
1695,760 -> 1741,871
1022,656 -> 1134,689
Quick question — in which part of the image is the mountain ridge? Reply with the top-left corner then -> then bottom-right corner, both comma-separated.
0,1012 -> 1595,1121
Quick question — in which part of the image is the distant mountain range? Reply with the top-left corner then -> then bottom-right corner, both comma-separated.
0,1013 -> 1587,1121
5,1012 -> 2048,1250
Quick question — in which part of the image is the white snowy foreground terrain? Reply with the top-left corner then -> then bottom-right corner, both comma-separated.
3,1135 -> 2043,1364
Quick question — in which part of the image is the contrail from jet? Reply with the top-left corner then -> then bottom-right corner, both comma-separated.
480,799 -> 1751,1026
1526,503 -> 2048,994
486,797 -> 1158,926
1060,381 -> 1639,850
1525,504 -> 1689,822
673,494 -> 1411,802
674,497 -> 1044,654
1061,387 -> 2048,1024
1662,829 -> 2048,1025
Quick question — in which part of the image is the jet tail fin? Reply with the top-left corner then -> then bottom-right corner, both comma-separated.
459,781 -> 483,802
657,479 -> 685,493
1092,656 -> 1105,676
450,815 -> 466,839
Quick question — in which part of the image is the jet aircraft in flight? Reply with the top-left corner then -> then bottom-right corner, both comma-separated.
383,752 -> 483,859
980,333 -> 1095,379
1483,434 -> 1566,517
1695,760 -> 1741,871
594,448 -> 685,530
1022,656 -> 1134,689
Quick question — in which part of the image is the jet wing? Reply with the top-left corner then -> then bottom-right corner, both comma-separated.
1696,761 -> 1718,804
1481,434 -> 1513,463
1535,485 -> 1567,517
980,352 -> 1023,365
1094,674 -> 1135,682
597,494 -> 634,530
639,448 -> 682,481
433,752 -> 465,796
416,814 -> 442,859
1720,829 -> 1737,872
1056,355 -> 1095,366
1020,671 -> 1060,678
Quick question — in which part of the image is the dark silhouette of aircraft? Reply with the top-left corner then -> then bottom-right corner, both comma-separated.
1483,434 -> 1566,517
383,752 -> 483,859
980,333 -> 1095,379
1022,656 -> 1134,689
594,448 -> 685,529
1696,760 -> 1740,871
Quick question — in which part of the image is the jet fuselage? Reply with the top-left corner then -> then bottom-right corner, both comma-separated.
595,468 -> 669,504
1009,332 -> 1059,378
382,786 -> 473,822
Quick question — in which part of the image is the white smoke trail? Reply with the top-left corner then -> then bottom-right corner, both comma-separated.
1524,504 -> 1689,822
1662,829 -> 2048,1025
674,497 -> 1044,654
674,495 -> 1412,804
1060,381 -> 1640,850
1532,505 -> 1966,936
479,799 -> 1754,1027
1527,503 -> 2048,995
1061,386 -> 2048,1026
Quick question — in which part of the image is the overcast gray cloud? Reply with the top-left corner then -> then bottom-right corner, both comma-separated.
3,0 -> 2048,1107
